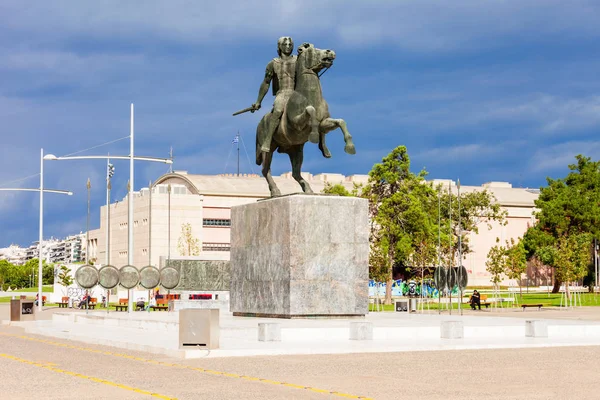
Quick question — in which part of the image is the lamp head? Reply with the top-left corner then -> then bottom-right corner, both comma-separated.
165,159 -> 173,164
43,154 -> 58,160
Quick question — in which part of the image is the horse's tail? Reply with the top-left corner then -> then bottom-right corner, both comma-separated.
256,117 -> 266,166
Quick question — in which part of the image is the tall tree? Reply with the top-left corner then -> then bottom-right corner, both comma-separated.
486,239 -> 506,290
177,223 -> 201,256
504,237 -> 527,297
524,155 -> 600,292
364,146 -> 437,304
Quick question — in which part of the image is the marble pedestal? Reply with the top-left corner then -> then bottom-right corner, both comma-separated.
230,194 -> 369,318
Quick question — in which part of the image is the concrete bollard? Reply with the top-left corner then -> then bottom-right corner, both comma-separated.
349,322 -> 373,340
441,321 -> 464,339
525,320 -> 548,338
258,323 -> 281,342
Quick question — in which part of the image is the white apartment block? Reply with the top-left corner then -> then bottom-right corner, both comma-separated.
87,171 -> 538,286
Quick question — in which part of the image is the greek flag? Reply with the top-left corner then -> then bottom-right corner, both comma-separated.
232,135 -> 239,144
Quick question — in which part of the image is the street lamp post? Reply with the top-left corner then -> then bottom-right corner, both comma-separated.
44,105 -> 173,312
0,151 -> 73,312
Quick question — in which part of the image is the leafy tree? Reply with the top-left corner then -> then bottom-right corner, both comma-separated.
364,146 -> 437,304
486,239 -> 506,289
322,182 -> 362,197
57,265 -> 73,296
177,223 -> 200,256
554,234 -> 591,300
524,155 -> 600,292
504,237 -> 527,297
0,259 -> 10,289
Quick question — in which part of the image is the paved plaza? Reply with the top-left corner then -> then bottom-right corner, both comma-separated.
2,304 -> 600,399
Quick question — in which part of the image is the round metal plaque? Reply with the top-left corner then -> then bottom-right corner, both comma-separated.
139,265 -> 160,289
160,267 -> 180,290
119,265 -> 140,289
433,266 -> 447,290
98,265 -> 120,289
75,265 -> 98,289
446,267 -> 457,290
456,265 -> 468,290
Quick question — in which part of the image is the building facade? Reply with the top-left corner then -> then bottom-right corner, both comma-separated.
87,171 -> 538,286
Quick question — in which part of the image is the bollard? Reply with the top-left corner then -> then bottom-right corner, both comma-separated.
178,309 -> 220,349
441,321 -> 464,339
258,323 -> 281,342
525,320 -> 548,338
349,322 -> 373,340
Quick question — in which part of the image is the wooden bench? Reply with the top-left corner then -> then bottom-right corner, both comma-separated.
150,298 -> 169,311
466,294 -> 491,309
58,296 -> 69,308
522,304 -> 543,311
87,297 -> 97,310
115,298 -> 128,312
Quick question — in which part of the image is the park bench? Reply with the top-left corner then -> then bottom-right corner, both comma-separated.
466,294 -> 491,309
189,294 -> 212,300
58,296 -> 69,308
522,304 -> 543,311
87,297 -> 97,310
150,298 -> 169,311
115,298 -> 128,312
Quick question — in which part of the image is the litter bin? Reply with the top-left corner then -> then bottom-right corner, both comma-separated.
395,300 -> 408,312
10,299 -> 36,322
179,309 -> 219,349
409,298 -> 417,313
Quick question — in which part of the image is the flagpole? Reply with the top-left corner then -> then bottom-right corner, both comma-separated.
236,132 -> 240,177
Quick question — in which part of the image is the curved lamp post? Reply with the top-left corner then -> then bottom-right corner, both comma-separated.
44,104 -> 173,312
0,152 -> 73,312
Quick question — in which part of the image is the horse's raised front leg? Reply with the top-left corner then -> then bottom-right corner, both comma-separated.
262,150 -> 281,197
319,118 -> 356,157
288,145 -> 313,194
290,105 -> 319,143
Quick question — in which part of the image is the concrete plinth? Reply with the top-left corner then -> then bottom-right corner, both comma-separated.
349,322 -> 373,340
526,320 -> 548,338
441,321 -> 464,339
230,194 -> 369,318
258,323 -> 281,342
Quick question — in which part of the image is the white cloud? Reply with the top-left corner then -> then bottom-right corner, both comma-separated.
529,140 -> 600,173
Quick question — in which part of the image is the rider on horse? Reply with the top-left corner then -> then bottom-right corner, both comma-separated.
251,37 -> 320,161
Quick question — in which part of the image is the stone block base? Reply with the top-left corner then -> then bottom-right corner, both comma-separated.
349,322 -> 373,340
258,323 -> 281,341
230,194 -> 369,318
525,320 -> 548,338
441,321 -> 464,339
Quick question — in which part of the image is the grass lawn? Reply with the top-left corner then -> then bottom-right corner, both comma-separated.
16,285 -> 54,293
369,292 -> 600,312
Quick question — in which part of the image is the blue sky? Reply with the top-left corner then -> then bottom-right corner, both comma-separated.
1,1 -> 600,248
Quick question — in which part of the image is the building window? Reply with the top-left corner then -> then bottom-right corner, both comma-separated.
134,220 -> 139,228
142,218 -> 148,225
202,243 -> 230,252
119,251 -> 127,258
142,248 -> 148,255
203,219 -> 231,227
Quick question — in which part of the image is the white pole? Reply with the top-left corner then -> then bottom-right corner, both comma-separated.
38,148 -> 44,312
128,103 -> 134,313
105,157 -> 110,266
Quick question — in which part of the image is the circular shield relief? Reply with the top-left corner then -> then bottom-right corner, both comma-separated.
139,265 -> 160,289
119,265 -> 140,289
98,265 -> 120,289
75,265 -> 99,289
160,267 -> 180,290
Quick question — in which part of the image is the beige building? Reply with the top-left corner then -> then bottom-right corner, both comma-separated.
88,171 -> 538,286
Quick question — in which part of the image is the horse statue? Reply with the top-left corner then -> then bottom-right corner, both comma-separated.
255,43 -> 356,197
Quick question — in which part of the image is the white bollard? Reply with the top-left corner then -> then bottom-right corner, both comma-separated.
441,321 -> 464,339
349,322 -> 373,340
525,320 -> 548,338
258,323 -> 281,342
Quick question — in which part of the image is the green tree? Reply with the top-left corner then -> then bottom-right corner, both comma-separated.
57,265 -> 73,296
486,239 -> 507,289
321,182 -> 362,197
504,237 -> 527,297
364,146 -> 437,304
524,155 -> 599,292
554,234 -> 591,300
177,223 -> 201,256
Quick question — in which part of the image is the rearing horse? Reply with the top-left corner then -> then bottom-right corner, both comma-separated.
256,43 -> 356,197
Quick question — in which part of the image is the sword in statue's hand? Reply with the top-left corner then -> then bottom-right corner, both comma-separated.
232,104 -> 260,116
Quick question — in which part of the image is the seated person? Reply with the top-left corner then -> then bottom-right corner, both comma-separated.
136,298 -> 146,311
470,290 -> 481,310
78,292 -> 91,309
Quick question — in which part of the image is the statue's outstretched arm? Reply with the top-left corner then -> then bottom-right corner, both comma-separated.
253,62 -> 274,110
